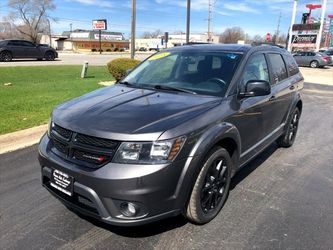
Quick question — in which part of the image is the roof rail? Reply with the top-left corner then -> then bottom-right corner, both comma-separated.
183,42 -> 211,45
251,42 -> 286,49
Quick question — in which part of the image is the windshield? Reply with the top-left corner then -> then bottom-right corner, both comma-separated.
122,51 -> 243,97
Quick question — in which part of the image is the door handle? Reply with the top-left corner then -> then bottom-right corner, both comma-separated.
289,85 -> 295,90
269,95 -> 276,101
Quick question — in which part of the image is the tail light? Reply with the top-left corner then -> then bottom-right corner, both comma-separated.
323,57 -> 330,61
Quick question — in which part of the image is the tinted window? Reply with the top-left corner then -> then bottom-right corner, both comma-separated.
242,53 -> 269,86
307,52 -> 316,56
267,54 -> 288,83
8,41 -> 20,46
19,41 -> 35,47
0,41 -> 6,46
283,54 -> 299,76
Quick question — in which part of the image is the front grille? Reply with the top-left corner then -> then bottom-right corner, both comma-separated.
53,139 -> 68,154
50,123 -> 119,168
53,124 -> 72,140
76,133 -> 118,149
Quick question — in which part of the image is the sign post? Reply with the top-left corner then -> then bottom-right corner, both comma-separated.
92,19 -> 107,54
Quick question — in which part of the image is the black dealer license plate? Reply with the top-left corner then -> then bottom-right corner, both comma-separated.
50,169 -> 74,196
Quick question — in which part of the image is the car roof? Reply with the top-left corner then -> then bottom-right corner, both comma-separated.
164,43 -> 287,55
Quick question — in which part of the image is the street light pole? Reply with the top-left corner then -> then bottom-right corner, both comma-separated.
287,0 -> 298,52
131,0 -> 136,59
186,0 -> 191,43
316,0 -> 328,51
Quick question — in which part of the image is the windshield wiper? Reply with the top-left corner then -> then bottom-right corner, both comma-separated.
117,81 -> 135,86
153,85 -> 197,95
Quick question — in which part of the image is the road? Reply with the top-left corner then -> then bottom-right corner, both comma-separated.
1,83 -> 333,250
0,52 -> 153,67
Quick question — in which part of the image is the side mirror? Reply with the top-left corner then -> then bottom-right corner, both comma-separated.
239,80 -> 271,98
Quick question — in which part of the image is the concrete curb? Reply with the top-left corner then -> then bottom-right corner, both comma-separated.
0,124 -> 47,154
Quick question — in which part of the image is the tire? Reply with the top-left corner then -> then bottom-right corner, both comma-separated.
277,107 -> 300,148
185,146 -> 232,224
310,60 -> 319,68
0,51 -> 12,62
44,51 -> 55,61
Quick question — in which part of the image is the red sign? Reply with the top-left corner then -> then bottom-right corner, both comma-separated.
92,20 -> 107,30
266,33 -> 271,42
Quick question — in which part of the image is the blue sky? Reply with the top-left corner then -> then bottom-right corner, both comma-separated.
1,0 -> 332,37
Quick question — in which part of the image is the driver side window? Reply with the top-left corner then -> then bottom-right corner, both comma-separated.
241,54 -> 269,88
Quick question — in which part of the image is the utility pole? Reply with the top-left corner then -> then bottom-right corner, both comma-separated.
287,0 -> 298,52
316,0 -> 328,51
70,23 -> 72,32
131,0 -> 136,59
274,12 -> 282,44
186,0 -> 191,43
207,0 -> 212,42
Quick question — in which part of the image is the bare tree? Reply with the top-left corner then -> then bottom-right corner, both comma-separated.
141,31 -> 153,39
151,29 -> 163,38
219,27 -> 245,44
252,35 -> 264,43
7,0 -> 55,43
0,19 -> 19,39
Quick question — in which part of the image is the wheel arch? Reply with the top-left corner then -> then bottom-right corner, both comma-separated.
174,122 -> 241,210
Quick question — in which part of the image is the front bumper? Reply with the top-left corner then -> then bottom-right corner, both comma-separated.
38,134 -> 195,226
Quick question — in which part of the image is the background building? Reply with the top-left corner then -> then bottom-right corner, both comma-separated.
134,33 -> 220,50
40,30 -> 129,52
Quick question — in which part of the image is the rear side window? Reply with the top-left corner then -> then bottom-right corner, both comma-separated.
283,54 -> 299,76
267,54 -> 288,83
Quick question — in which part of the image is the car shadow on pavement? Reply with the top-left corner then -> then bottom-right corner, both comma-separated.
230,143 -> 278,190
75,143 -> 279,237
76,212 -> 188,237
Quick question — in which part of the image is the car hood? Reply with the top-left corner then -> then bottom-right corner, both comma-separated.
53,85 -> 221,141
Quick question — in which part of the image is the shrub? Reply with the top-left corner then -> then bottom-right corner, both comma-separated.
107,58 -> 141,81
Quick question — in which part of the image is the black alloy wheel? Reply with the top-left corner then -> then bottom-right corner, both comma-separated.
45,51 -> 55,61
201,157 -> 229,213
277,107 -> 300,147
186,147 -> 232,224
0,51 -> 12,62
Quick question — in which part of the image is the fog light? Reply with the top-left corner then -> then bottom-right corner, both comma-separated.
120,202 -> 140,217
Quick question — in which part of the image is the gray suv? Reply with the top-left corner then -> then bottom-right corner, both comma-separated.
39,44 -> 303,226
0,39 -> 58,62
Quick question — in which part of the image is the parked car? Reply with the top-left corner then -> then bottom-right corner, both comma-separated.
322,49 -> 333,65
138,47 -> 147,51
39,44 -> 303,226
293,51 -> 332,68
0,39 -> 58,62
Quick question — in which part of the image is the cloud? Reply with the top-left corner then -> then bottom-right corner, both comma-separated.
215,10 -> 233,17
155,0 -> 208,11
223,3 -> 261,14
69,0 -> 113,8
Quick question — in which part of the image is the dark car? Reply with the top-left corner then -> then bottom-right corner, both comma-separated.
39,44 -> 303,226
0,39 -> 58,62
293,51 -> 331,68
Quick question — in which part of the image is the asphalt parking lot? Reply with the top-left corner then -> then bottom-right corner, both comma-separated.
1,82 -> 332,250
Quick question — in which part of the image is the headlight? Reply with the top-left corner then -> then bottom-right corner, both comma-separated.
113,137 -> 186,164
